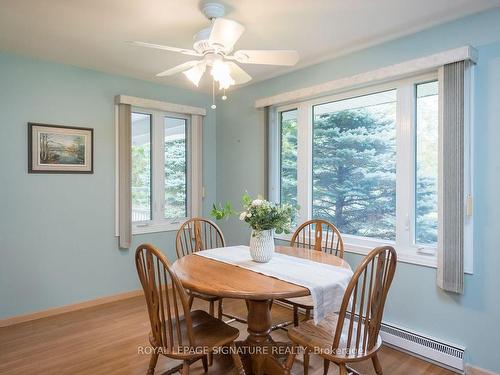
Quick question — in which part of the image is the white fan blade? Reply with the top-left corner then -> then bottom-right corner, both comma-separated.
128,41 -> 201,56
231,50 -> 299,66
156,61 -> 200,77
226,62 -> 252,84
208,18 -> 245,50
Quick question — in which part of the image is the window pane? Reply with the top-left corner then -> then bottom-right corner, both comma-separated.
280,110 -> 298,211
312,90 -> 397,240
415,81 -> 439,245
131,113 -> 152,222
164,117 -> 187,219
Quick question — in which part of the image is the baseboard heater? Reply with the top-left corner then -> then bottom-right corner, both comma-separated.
379,322 -> 465,373
274,301 -> 465,372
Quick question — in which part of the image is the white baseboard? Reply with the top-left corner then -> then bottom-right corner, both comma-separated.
0,289 -> 143,328
466,365 -> 499,375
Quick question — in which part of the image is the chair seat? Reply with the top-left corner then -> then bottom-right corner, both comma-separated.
280,295 -> 314,309
188,290 -> 221,302
192,310 -> 239,348
288,313 -> 382,361
151,310 -> 239,356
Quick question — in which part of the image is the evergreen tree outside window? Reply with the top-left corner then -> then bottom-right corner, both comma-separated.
271,73 -> 444,264
164,117 -> 188,219
312,90 -> 397,241
130,108 -> 196,233
415,81 -> 439,245
279,109 -> 298,211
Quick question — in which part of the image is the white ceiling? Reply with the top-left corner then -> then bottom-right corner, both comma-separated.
1,0 -> 499,92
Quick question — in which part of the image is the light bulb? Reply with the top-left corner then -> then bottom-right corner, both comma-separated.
222,95 -> 227,100
183,63 -> 206,86
211,60 -> 234,90
211,104 -> 217,109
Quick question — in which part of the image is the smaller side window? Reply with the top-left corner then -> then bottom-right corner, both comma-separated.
131,112 -> 152,223
164,116 -> 188,220
279,109 -> 298,211
415,81 -> 439,246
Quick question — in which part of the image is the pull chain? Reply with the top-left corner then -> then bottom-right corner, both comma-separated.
211,79 -> 216,109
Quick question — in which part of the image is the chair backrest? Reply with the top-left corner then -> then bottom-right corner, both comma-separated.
135,244 -> 194,352
290,219 -> 345,258
176,217 -> 226,258
333,246 -> 397,357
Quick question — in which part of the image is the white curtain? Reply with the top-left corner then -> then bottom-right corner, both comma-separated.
437,60 -> 468,293
117,103 -> 132,249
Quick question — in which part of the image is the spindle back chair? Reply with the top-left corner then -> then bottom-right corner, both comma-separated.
135,244 -> 243,375
334,245 -> 396,358
176,217 -> 225,258
276,219 -> 345,330
291,219 -> 344,258
136,244 -> 194,354
175,218 -> 246,354
285,246 -> 397,375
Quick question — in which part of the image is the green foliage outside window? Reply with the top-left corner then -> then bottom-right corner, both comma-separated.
131,143 -> 151,218
312,107 -> 397,240
164,137 -> 187,219
280,90 -> 438,244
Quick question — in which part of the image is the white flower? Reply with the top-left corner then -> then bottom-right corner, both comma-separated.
252,199 -> 264,207
246,212 -> 252,218
239,212 -> 247,221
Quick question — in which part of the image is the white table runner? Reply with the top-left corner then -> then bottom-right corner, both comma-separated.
194,245 -> 353,323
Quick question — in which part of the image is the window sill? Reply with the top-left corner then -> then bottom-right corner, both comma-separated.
275,233 -> 438,269
132,221 -> 183,235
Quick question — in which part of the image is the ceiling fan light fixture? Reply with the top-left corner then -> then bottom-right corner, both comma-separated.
211,59 -> 234,89
183,63 -> 206,86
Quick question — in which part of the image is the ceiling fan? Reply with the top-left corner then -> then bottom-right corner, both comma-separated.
129,2 -> 299,103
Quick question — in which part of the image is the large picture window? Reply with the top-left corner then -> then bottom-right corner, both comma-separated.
312,90 -> 397,240
270,74 -> 440,265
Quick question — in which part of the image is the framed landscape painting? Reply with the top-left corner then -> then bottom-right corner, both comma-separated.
28,123 -> 94,173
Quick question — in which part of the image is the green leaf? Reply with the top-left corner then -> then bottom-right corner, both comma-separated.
210,201 -> 235,220
241,191 -> 252,207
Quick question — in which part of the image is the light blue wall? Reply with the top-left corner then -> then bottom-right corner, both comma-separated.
216,9 -> 500,373
0,53 -> 215,319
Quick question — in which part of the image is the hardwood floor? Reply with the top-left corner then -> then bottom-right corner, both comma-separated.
0,296 -> 456,375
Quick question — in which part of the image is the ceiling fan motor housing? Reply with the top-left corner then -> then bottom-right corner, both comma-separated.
193,27 -> 213,54
201,2 -> 226,20
193,25 -> 230,55
194,2 -> 233,55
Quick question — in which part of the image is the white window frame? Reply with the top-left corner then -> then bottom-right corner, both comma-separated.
115,106 -> 203,236
270,72 -> 472,271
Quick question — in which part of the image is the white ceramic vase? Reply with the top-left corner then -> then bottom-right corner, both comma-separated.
249,229 -> 275,263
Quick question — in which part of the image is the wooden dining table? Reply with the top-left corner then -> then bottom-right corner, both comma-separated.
172,245 -> 351,375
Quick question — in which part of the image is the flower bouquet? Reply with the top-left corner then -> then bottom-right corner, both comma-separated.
212,192 -> 297,262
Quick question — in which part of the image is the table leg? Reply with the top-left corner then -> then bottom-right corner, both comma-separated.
235,299 -> 294,375
246,299 -> 273,375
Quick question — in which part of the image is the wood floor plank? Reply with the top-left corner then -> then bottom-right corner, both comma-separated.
0,296 -> 456,375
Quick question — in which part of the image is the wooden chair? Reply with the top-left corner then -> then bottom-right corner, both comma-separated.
283,246 -> 397,375
135,244 -> 245,375
176,218 -> 226,320
277,219 -> 345,329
